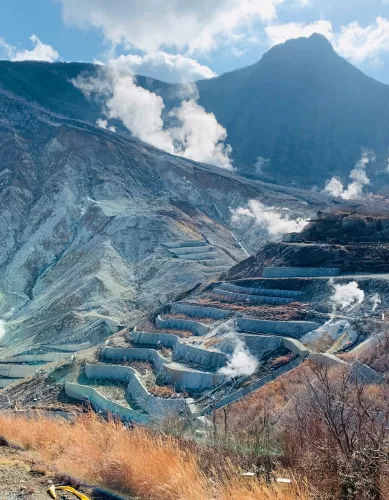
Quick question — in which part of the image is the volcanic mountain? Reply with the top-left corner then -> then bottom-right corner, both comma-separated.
1,34 -> 389,189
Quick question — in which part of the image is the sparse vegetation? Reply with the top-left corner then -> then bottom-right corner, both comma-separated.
0,412 -> 308,500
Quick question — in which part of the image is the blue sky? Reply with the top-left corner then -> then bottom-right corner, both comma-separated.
1,0 -> 389,83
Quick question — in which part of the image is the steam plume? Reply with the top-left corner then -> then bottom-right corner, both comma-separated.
219,335 -> 258,378
330,280 -> 365,314
230,200 -> 308,239
370,293 -> 381,312
73,68 -> 232,169
324,148 -> 375,200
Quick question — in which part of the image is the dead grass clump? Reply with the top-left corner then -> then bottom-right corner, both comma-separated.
269,353 -> 297,369
203,338 -> 222,349
126,361 -> 153,375
0,413 -> 308,500
148,385 -> 176,398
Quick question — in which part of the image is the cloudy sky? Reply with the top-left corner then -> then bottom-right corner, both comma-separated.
0,0 -> 389,83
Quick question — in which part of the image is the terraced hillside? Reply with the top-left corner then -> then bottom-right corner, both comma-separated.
28,214 -> 385,425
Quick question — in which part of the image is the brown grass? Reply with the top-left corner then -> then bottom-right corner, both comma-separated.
138,321 -> 193,338
196,298 -> 309,321
148,384 -> 176,398
0,412 -> 309,500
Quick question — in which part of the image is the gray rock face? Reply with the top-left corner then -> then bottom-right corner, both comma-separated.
0,88 -> 319,355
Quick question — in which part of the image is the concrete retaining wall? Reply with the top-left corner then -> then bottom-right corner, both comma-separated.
132,330 -> 179,348
236,318 -> 321,337
156,315 -> 209,336
164,241 -> 206,248
177,253 -> 219,261
164,365 -> 226,391
174,343 -> 227,370
237,335 -> 281,358
131,331 -> 227,370
102,347 -> 166,373
350,361 -> 384,384
170,246 -> 212,255
219,283 -> 302,298
64,381 -> 150,424
171,303 -> 230,320
42,343 -> 93,352
102,347 -> 226,389
202,358 -> 302,414
212,289 -> 294,305
309,353 -> 347,366
1,353 -> 70,364
281,338 -> 310,357
0,365 -> 38,378
262,267 -> 340,278
84,364 -> 188,417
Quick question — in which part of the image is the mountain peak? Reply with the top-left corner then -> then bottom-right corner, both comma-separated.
281,32 -> 335,53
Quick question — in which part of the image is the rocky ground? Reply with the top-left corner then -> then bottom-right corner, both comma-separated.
0,87 -> 329,358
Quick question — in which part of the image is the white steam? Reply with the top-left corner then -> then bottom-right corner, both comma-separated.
0,320 -> 4,340
370,293 -> 381,312
96,118 -> 116,132
169,99 -> 232,169
230,200 -> 308,239
219,335 -> 258,378
330,280 -> 365,313
73,68 -> 232,169
324,148 -> 375,200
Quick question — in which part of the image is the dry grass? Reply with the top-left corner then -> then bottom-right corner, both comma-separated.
0,412 -> 309,500
196,298 -> 308,321
148,384 -> 176,398
138,321 -> 193,338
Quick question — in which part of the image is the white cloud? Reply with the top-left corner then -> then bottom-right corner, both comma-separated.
73,67 -> 233,169
265,20 -> 333,46
265,17 -> 389,65
61,0 -> 284,54
336,17 -> 389,64
0,34 -> 60,62
109,52 -> 216,83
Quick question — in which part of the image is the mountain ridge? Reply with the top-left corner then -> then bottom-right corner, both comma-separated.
1,34 -> 389,190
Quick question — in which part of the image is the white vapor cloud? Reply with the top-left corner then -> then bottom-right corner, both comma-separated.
0,34 -> 60,62
0,320 -> 4,340
230,200 -> 308,239
330,281 -> 365,313
370,293 -> 382,312
324,148 -> 375,200
169,99 -> 233,169
73,68 -> 232,169
96,118 -> 116,132
61,0 -> 284,54
266,17 -> 389,65
219,334 -> 258,378
110,52 -> 216,83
